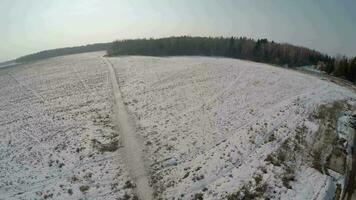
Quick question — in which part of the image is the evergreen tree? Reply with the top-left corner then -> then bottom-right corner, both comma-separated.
108,36 -> 329,67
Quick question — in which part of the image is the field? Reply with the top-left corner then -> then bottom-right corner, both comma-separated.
0,53 -> 135,199
1,52 -> 355,199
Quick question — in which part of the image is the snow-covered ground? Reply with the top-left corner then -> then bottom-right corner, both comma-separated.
0,52 -> 136,200
108,56 -> 356,199
1,52 -> 356,199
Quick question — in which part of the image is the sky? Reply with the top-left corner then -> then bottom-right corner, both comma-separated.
1,0 -> 356,62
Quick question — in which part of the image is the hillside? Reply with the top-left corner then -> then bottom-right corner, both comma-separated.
108,55 -> 356,199
1,52 -> 355,199
15,42 -> 111,63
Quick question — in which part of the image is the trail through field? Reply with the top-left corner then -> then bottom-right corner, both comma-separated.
3,53 -> 356,200
0,53 -> 137,200
107,56 -> 356,199
103,57 -> 154,200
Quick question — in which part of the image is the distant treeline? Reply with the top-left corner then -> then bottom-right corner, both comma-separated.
329,57 -> 356,82
13,36 -> 356,83
108,36 -> 356,82
16,43 -> 111,63
108,36 -> 331,67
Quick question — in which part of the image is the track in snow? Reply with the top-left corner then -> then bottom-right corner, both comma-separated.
103,57 -> 154,200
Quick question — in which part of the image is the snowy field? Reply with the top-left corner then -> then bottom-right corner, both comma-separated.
108,56 -> 356,199
0,53 -> 136,199
1,52 -> 356,199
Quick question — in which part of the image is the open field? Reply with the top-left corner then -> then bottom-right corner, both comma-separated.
1,52 -> 356,199
0,52 -> 136,199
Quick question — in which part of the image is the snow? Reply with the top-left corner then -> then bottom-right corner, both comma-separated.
282,167 -> 335,200
108,56 -> 356,199
104,57 -> 154,200
0,52 -> 135,199
1,52 -> 355,199
300,65 -> 322,74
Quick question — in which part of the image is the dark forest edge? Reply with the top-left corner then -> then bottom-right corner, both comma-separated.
107,36 -> 356,83
12,36 -> 356,83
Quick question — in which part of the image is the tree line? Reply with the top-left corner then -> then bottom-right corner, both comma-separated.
327,57 -> 356,82
13,36 -> 356,83
16,43 -> 111,63
108,36 -> 356,82
107,36 -> 332,67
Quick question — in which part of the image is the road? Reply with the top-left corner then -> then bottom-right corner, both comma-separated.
103,57 -> 154,200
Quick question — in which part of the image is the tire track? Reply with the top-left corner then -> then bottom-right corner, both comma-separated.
103,57 -> 154,200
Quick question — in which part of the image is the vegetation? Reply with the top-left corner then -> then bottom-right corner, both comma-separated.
108,36 -> 356,83
108,36 -> 330,67
79,185 -> 90,193
14,36 -> 356,83
91,138 -> 119,153
330,56 -> 356,82
192,193 -> 204,200
226,182 -> 268,200
311,100 -> 348,173
16,42 -> 111,62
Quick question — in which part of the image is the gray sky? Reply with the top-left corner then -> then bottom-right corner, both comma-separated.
1,0 -> 356,62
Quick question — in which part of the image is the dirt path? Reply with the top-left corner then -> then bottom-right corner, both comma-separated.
103,57 -> 154,200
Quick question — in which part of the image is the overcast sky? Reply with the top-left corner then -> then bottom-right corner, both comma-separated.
1,0 -> 356,62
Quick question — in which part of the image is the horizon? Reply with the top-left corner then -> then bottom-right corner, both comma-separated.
1,0 -> 356,62
2,1 -> 356,199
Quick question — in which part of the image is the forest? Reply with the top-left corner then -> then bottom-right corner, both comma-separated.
16,42 -> 111,63
108,36 -> 356,82
13,36 -> 356,83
